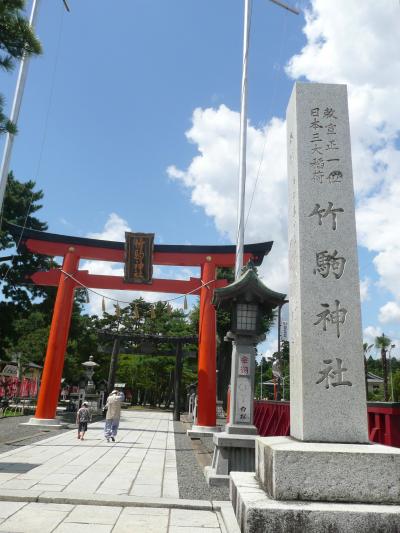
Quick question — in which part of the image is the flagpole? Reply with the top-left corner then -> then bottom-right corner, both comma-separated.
235,0 -> 252,280
0,0 -> 41,215
234,0 -> 298,280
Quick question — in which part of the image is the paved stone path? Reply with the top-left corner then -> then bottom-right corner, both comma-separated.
0,411 -> 238,532
0,411 -> 178,498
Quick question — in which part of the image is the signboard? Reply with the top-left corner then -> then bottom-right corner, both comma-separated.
281,320 -> 288,341
124,232 -> 154,284
238,354 -> 250,376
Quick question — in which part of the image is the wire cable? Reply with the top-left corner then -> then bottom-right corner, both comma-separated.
59,268 -> 216,307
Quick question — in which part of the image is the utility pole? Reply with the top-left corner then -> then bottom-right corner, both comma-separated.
173,341 -> 183,421
0,0 -> 41,212
0,0 -> 70,215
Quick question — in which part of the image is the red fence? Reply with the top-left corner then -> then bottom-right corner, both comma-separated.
254,400 -> 400,447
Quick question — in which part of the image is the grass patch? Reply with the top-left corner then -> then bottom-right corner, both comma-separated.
0,410 -> 23,418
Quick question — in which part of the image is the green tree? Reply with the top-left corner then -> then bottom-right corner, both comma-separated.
270,339 -> 289,401
6,310 -> 49,363
375,334 -> 392,402
392,370 -> 400,402
363,342 -> 374,400
254,355 -> 272,399
0,174 -> 54,358
0,0 -> 42,134
94,298 -> 197,403
0,173 -> 51,305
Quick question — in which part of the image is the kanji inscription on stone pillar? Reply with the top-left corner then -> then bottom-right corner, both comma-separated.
287,82 -> 369,443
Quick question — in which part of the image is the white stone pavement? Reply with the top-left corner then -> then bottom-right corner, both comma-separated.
0,411 -> 237,532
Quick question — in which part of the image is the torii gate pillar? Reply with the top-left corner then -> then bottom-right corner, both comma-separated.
26,248 -> 79,427
190,258 -> 219,434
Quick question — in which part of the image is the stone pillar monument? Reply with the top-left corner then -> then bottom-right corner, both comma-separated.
229,83 -> 400,532
288,82 -> 369,443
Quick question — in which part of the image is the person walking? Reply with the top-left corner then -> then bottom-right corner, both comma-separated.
76,401 -> 91,440
104,390 -> 122,442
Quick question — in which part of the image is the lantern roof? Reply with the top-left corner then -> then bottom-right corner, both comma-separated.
212,261 -> 287,311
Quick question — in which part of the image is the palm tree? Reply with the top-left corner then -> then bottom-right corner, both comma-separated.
375,334 -> 392,402
363,342 -> 374,400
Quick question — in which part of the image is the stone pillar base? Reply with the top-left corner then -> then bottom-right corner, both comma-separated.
20,417 -> 68,429
256,436 -> 400,504
230,471 -> 400,533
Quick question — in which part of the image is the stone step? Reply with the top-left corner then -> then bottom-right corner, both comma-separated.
230,471 -> 400,533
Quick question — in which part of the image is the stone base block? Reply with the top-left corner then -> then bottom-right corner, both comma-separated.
256,436 -> 400,504
230,471 -> 400,533
206,433 -> 256,487
204,466 -> 229,487
187,425 -> 221,439
225,424 -> 258,435
20,417 -> 68,429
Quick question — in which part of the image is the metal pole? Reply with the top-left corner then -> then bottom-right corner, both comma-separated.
0,0 -> 41,213
173,341 -> 183,421
107,336 -> 120,395
260,355 -> 263,399
235,0 -> 251,279
233,0 -> 298,279
276,304 -> 282,401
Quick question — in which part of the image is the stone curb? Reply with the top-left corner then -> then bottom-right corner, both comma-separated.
213,501 -> 241,533
0,489 -> 42,502
0,489 -> 213,511
0,489 -> 241,530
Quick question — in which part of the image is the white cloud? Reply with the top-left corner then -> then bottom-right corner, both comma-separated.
286,0 -> 400,308
363,325 -> 381,347
379,301 -> 400,325
257,337 -> 278,362
167,1 -> 400,332
168,105 -> 288,293
359,278 -> 370,303
87,212 -> 131,241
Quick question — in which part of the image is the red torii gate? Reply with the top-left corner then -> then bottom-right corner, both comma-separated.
7,223 -> 272,427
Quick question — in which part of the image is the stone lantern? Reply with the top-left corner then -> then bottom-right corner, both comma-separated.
82,355 -> 99,394
206,261 -> 286,486
213,261 -> 286,435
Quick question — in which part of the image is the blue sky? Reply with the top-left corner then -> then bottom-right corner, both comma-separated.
1,0 -> 400,359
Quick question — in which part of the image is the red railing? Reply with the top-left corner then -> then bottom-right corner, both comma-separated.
254,400 -> 290,437
254,400 -> 400,447
367,402 -> 400,447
